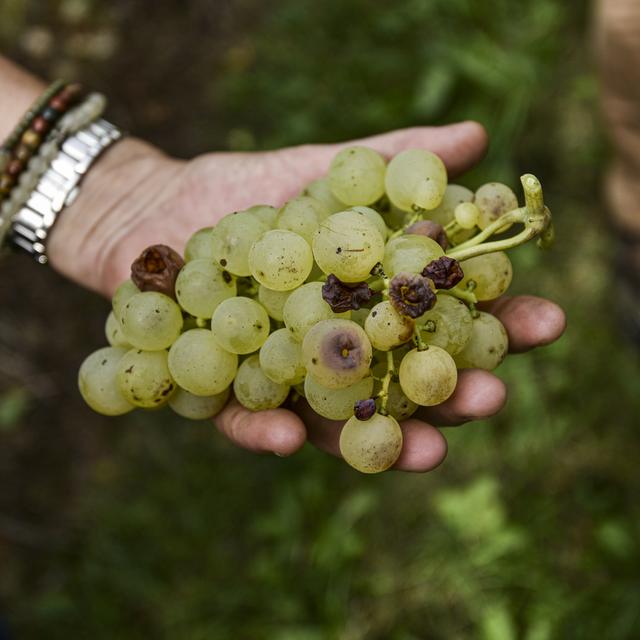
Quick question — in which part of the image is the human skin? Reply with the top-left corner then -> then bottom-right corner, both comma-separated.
1,56 -> 566,472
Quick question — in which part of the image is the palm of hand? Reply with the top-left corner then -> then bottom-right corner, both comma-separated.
102,123 -> 566,472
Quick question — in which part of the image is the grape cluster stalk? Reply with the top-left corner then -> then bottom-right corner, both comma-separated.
79,146 -> 554,474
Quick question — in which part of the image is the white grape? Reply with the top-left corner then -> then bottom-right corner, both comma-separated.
78,346 -> 134,416
119,291 -> 183,351
454,202 -> 480,229
259,328 -> 306,385
474,182 -> 518,231
303,177 -> 347,214
117,349 -> 176,408
257,285 -> 292,322
304,375 -> 374,421
276,196 -> 328,243
168,328 -> 237,396
112,279 -> 139,319
105,311 -> 131,348
458,252 -> 513,301
364,301 -> 415,351
248,229 -> 313,291
417,294 -> 473,355
339,413 -> 403,474
385,149 -> 448,211
233,355 -> 290,411
328,146 -> 386,205
175,259 -> 237,319
210,297 -> 270,354
169,386 -> 230,420
398,346 -> 457,406
383,234 -> 443,276
454,311 -> 509,371
312,210 -> 385,282
184,227 -> 214,262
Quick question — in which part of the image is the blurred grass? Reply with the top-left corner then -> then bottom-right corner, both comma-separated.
1,0 -> 640,638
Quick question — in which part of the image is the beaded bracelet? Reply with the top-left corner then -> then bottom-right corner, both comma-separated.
0,92 -> 108,245
0,82 -> 83,200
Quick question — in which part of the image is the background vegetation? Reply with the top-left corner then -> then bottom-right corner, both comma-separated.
1,0 -> 639,638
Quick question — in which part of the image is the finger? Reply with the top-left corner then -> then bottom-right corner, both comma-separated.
300,402 -> 448,473
214,398 -> 307,456
416,368 -> 508,426
284,121 -> 489,182
481,295 -> 567,353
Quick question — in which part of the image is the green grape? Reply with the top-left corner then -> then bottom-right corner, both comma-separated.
249,229 -> 313,291
283,281 -> 349,342
276,196 -> 328,243
328,146 -> 386,205
168,328 -> 238,396
169,386 -> 230,420
257,285 -> 292,321
398,346 -> 457,406
246,204 -> 278,227
233,354 -> 290,411
259,328 -> 306,385
210,297 -> 270,354
454,202 -> 480,229
119,292 -> 183,351
175,259 -> 236,318
385,381 -> 418,421
105,311 -> 131,348
303,177 -> 346,214
302,319 -> 372,389
210,209 -> 271,276
364,301 -> 415,351
383,234 -> 444,276
339,413 -> 403,474
454,311 -> 509,371
385,149 -> 448,211
458,252 -> 513,301
304,374 -> 374,421
350,205 -> 388,240
117,349 -> 176,408
112,279 -> 139,319
312,210 -> 385,282
427,184 -> 473,225
417,294 -> 473,355
474,182 -> 518,231
78,346 -> 134,416
184,227 -> 214,262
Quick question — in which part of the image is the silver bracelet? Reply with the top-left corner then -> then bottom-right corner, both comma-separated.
9,118 -> 123,264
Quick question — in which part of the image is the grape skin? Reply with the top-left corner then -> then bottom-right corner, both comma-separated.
117,349 -> 176,409
249,229 -> 314,291
112,279 -> 139,320
398,346 -> 458,406
458,252 -> 513,301
364,301 -> 415,351
105,311 -> 132,348
78,346 -> 134,416
385,381 -> 418,421
246,204 -> 279,228
304,375 -> 374,421
303,177 -> 347,214
339,413 -> 403,474
283,281 -> 349,342
168,329 -> 238,396
312,210 -> 385,282
210,297 -> 270,355
257,285 -> 292,322
210,209 -> 271,276
385,149 -> 448,211
259,328 -> 306,385
417,294 -> 472,355
328,146 -> 387,206
454,311 -> 509,371
454,202 -> 480,229
119,291 -> 183,351
383,234 -> 444,276
427,184 -> 474,226
233,355 -> 290,411
175,258 -> 237,319
349,205 -> 389,240
169,386 -> 230,420
276,196 -> 329,243
474,182 -> 518,231
184,227 -> 215,262
302,319 -> 372,389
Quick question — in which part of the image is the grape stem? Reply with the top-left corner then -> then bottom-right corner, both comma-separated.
440,285 -> 477,306
377,350 -> 394,415
446,174 -> 552,262
413,323 -> 428,351
389,209 -> 424,240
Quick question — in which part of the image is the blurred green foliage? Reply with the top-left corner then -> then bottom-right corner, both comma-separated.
1,0 -> 640,639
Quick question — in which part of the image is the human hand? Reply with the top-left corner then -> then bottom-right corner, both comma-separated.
48,122 -> 566,471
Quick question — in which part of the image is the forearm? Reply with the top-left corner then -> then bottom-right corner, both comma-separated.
0,55 -> 175,294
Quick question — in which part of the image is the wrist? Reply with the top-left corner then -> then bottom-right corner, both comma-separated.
47,136 -> 182,296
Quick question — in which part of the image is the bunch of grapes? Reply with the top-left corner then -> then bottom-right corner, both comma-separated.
79,146 -> 553,474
